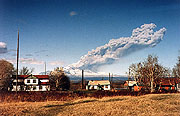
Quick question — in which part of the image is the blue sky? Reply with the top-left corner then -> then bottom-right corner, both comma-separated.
0,0 -> 180,75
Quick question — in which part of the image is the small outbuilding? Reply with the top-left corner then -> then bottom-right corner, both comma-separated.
86,80 -> 111,90
156,77 -> 180,92
124,80 -> 137,91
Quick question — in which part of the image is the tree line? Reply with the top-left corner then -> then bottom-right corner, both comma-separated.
128,55 -> 180,92
0,54 -> 180,92
0,60 -> 70,91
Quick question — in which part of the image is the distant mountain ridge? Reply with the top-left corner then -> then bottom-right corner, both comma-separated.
39,68 -> 126,78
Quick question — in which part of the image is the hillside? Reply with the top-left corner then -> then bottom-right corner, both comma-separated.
0,93 -> 179,116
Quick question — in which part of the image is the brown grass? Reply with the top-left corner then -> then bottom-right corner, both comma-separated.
0,90 -> 149,102
0,93 -> 179,116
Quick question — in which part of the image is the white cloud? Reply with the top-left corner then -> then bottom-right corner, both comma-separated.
70,11 -> 77,16
0,42 -> 7,48
0,42 -> 7,54
6,58 -> 44,65
66,23 -> 166,73
49,61 -> 64,66
20,58 -> 44,65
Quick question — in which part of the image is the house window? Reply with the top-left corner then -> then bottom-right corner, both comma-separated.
26,86 -> 30,90
27,80 -> 30,83
33,86 -> 36,90
33,79 -> 36,83
105,85 -> 108,88
39,85 -> 42,90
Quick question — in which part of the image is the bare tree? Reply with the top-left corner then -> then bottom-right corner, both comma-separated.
49,67 -> 70,90
173,56 -> 180,78
0,60 -> 14,91
129,55 -> 169,92
19,66 -> 34,75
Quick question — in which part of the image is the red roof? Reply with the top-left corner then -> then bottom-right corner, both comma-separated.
40,82 -> 50,85
31,75 -> 49,79
156,78 -> 180,85
13,75 -> 49,79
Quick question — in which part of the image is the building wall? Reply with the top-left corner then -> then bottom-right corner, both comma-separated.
24,79 -> 38,85
86,85 -> 110,90
11,85 -> 21,91
177,83 -> 180,92
41,85 -> 50,91
103,85 -> 110,90
11,85 -> 50,91
88,85 -> 98,90
11,78 -> 50,91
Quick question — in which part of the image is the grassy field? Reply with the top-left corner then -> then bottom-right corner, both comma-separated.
0,93 -> 179,116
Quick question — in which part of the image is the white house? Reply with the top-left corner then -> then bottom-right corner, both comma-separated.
86,80 -> 111,90
10,75 -> 50,91
123,80 -> 138,91
124,80 -> 137,87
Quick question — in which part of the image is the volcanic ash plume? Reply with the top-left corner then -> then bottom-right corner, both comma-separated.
67,23 -> 166,74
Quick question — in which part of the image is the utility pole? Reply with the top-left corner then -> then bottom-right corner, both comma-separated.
108,73 -> 110,82
45,62 -> 46,75
16,30 -> 19,93
82,70 -> 84,89
128,68 -> 131,80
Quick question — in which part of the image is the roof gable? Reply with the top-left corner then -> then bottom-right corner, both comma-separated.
26,75 -> 38,79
